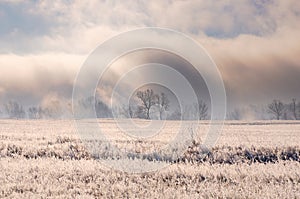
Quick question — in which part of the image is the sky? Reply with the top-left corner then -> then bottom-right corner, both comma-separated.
0,0 -> 300,115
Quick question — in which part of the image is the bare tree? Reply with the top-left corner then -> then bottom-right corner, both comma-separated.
136,89 -> 157,119
182,104 -> 193,120
43,100 -> 63,119
5,101 -> 25,119
28,106 -> 43,119
268,100 -> 284,120
128,105 -> 134,118
298,102 -> 300,119
76,96 -> 112,118
228,108 -> 242,120
197,100 -> 208,120
121,104 -> 135,118
135,106 -> 147,119
289,98 -> 298,120
157,92 -> 170,120
180,102 -> 208,120
95,99 -> 112,118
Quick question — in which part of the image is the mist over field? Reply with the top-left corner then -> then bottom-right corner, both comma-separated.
0,0 -> 300,120
0,0 -> 300,198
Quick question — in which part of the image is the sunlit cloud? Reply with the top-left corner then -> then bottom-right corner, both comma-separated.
0,0 -> 299,112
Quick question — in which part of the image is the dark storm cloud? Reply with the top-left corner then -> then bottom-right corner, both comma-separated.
106,49 -> 211,103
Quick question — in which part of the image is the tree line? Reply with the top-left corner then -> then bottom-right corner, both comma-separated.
118,89 -> 208,120
267,99 -> 300,120
0,89 -> 299,120
227,98 -> 300,120
0,89 -> 209,120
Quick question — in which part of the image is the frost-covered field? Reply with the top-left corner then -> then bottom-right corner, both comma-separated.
0,120 -> 299,198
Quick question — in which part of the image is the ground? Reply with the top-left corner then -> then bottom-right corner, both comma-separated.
0,120 -> 299,198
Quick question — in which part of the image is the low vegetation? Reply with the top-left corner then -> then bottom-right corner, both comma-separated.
0,120 -> 299,198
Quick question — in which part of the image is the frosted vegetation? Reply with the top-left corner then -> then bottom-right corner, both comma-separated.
0,120 -> 299,198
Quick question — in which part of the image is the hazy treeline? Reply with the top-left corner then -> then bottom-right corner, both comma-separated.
0,90 -> 299,120
0,88 -> 209,120
115,89 -> 208,120
0,97 -> 112,119
227,99 -> 300,120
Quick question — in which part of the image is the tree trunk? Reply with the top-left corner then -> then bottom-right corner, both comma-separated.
146,108 -> 150,119
159,109 -> 162,120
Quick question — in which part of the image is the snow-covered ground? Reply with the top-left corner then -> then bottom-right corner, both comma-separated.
0,120 -> 299,198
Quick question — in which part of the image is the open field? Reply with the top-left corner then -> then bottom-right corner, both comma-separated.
0,120 -> 299,198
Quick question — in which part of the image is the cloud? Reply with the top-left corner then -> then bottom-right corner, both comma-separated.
2,0 -> 299,53
95,49 -> 210,107
202,26 -> 300,108
0,0 -> 299,112
0,53 -> 85,105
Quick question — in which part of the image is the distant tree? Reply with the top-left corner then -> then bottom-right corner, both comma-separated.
4,101 -> 25,119
42,100 -> 63,119
268,100 -> 284,120
289,98 -> 298,120
121,104 -> 134,118
298,102 -> 300,119
157,92 -> 170,120
195,100 -> 208,120
283,111 -> 288,120
182,104 -> 193,120
28,106 -> 43,119
95,99 -> 112,118
128,105 -> 134,118
136,89 -> 157,119
135,106 -> 147,119
181,101 -> 208,120
77,96 -> 94,118
167,109 -> 182,120
228,108 -> 242,120
76,96 -> 112,118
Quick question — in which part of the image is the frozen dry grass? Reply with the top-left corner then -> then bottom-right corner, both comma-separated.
0,119 -> 299,198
